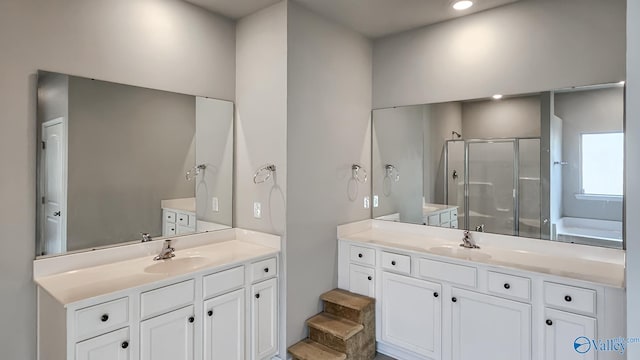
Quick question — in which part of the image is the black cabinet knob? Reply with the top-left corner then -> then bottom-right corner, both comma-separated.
264,267 -> 269,273
207,310 -> 213,317
546,319 -> 553,326
504,283 -> 511,289
564,295 -> 572,302
188,316 -> 195,323
358,253 -> 363,258
391,260 -> 396,266
101,314 -> 109,322
452,297 -> 457,303
255,293 -> 260,299
121,341 -> 129,349
434,292 -> 439,298
367,276 -> 372,281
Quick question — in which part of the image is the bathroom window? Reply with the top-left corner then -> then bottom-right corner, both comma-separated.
580,132 -> 624,197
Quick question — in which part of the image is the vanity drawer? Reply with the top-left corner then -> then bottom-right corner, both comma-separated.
544,282 -> 596,315
140,279 -> 195,319
177,212 -> 190,227
488,271 -> 531,301
203,266 -> 245,299
164,210 -> 176,224
164,222 -> 177,236
350,245 -> 375,266
251,257 -> 277,283
74,297 -> 129,341
417,258 -> 477,288
427,215 -> 440,226
440,211 -> 451,223
451,208 -> 458,219
450,220 -> 459,229
381,251 -> 411,274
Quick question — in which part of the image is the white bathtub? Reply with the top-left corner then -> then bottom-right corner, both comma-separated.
554,217 -> 622,248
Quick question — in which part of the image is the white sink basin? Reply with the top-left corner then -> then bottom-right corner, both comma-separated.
429,245 -> 492,261
144,256 -> 212,275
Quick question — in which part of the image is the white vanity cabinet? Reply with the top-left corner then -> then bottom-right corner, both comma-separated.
37,253 -> 280,360
162,208 -> 196,236
337,240 -> 625,360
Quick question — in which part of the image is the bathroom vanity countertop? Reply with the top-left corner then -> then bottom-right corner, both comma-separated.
338,221 -> 625,288
35,239 -> 278,305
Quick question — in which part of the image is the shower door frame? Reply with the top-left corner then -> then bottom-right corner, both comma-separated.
445,137 -> 541,236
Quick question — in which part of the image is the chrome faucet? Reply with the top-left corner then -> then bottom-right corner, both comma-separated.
141,232 -> 152,242
475,224 -> 485,233
460,230 -> 480,249
154,240 -> 175,261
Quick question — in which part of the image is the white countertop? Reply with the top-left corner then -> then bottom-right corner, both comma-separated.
161,197 -> 196,213
34,229 -> 280,305
338,220 -> 625,288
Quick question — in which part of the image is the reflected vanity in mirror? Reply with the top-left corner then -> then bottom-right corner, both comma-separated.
372,82 -> 624,249
36,71 -> 234,257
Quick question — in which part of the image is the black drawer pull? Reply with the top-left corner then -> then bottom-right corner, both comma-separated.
121,341 -> 129,349
452,297 -> 457,303
367,276 -> 372,281
188,316 -> 195,323
504,283 -> 510,289
358,253 -> 363,258
434,292 -> 439,298
391,260 -> 396,266
564,295 -> 572,302
101,314 -> 109,322
207,310 -> 213,317
255,293 -> 260,299
264,267 -> 269,273
546,319 -> 553,326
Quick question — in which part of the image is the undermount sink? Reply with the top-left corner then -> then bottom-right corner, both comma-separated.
144,256 -> 211,275
429,245 -> 492,261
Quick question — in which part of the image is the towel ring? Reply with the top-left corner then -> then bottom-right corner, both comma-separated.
352,164 -> 367,183
186,164 -> 206,181
254,164 -> 277,184
385,164 -> 400,182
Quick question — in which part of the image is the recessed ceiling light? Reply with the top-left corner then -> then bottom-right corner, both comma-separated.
492,94 -> 503,100
453,1 -> 474,10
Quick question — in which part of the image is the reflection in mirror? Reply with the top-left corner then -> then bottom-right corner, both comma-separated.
36,71 -> 233,257
372,83 -> 624,249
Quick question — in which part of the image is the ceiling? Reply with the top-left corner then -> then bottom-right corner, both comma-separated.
186,0 -> 520,38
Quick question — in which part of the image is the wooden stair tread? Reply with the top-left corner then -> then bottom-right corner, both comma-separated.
321,289 -> 374,311
307,312 -> 364,340
288,339 -> 347,360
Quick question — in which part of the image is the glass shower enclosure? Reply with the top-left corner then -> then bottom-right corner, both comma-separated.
445,138 -> 541,238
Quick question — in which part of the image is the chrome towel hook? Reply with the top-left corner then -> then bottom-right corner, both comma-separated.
254,164 -> 277,184
352,164 -> 367,183
186,164 -> 206,181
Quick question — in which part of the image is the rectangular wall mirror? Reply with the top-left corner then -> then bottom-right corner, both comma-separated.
372,82 -> 624,249
36,71 -> 234,257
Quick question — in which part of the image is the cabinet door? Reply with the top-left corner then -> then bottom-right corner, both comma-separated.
204,289 -> 245,360
451,288 -> 531,360
140,306 -> 195,360
349,264 -> 375,297
251,278 -> 278,360
544,308 -> 596,360
381,272 -> 441,358
76,327 -> 130,360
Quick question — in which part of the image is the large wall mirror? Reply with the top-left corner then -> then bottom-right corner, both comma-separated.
36,71 -> 234,257
372,82 -> 624,249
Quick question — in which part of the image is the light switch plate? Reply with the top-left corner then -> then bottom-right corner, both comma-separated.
373,195 -> 379,208
364,196 -> 370,209
212,197 -> 219,212
253,202 -> 262,219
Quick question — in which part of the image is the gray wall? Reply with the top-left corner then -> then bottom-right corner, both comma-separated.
555,87 -> 624,221
461,96 -> 541,139
0,0 -> 235,357
195,97 -> 234,226
66,77 -> 196,251
286,0 -> 372,346
626,0 -> 640,356
373,0 -> 626,108
373,106 -> 424,223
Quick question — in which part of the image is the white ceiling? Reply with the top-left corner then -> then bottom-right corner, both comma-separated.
186,0 -> 520,38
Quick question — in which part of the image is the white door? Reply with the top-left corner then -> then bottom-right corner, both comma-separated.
140,306 -> 195,360
204,289 -> 245,360
381,272 -> 442,358
544,308 -> 596,360
251,278 -> 278,360
349,264 -> 375,297
451,288 -> 532,360
76,327 -> 130,360
41,118 -> 66,255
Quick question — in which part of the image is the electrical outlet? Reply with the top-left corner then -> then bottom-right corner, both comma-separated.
364,196 -> 370,209
253,202 -> 262,219
212,197 -> 219,212
373,195 -> 379,208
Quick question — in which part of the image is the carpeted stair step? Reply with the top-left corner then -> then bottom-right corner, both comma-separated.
288,339 -> 347,360
320,289 -> 374,324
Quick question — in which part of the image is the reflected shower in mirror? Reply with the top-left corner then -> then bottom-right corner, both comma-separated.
36,71 -> 233,257
372,82 -> 624,249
